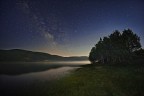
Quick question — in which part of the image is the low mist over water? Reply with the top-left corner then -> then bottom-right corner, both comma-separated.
41,60 -> 90,65
0,60 -> 89,91
0,66 -> 80,89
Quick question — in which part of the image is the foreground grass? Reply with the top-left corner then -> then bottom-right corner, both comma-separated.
47,65 -> 144,96
8,62 -> 143,96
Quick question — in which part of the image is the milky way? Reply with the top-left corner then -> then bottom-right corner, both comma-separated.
0,0 -> 144,56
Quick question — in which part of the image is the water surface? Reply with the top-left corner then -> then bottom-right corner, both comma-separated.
0,61 -> 89,90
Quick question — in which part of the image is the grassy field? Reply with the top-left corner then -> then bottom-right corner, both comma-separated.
4,61 -> 144,96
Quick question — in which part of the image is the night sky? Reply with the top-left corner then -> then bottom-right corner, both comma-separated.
0,0 -> 144,56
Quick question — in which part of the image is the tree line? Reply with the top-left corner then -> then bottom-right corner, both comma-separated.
89,29 -> 141,64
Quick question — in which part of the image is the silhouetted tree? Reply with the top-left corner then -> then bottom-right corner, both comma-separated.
122,29 -> 141,53
89,29 -> 141,64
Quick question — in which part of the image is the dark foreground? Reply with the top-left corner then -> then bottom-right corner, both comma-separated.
1,60 -> 144,96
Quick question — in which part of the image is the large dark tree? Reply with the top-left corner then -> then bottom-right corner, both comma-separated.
89,47 -> 96,63
89,29 -> 141,64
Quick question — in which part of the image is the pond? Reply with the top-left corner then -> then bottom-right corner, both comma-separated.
0,60 -> 90,91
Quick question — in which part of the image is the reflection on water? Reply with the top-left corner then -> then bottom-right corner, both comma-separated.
0,60 -> 90,75
0,66 -> 80,89
1,66 -> 80,81
0,60 -> 89,90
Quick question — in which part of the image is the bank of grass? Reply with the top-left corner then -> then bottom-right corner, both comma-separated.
47,65 -> 144,96
15,61 -> 144,96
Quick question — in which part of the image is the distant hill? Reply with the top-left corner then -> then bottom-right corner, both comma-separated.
0,49 -> 88,62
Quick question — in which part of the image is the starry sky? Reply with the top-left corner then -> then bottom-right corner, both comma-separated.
0,0 -> 144,56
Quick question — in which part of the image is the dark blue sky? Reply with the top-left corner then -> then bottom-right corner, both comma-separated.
0,0 -> 144,56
